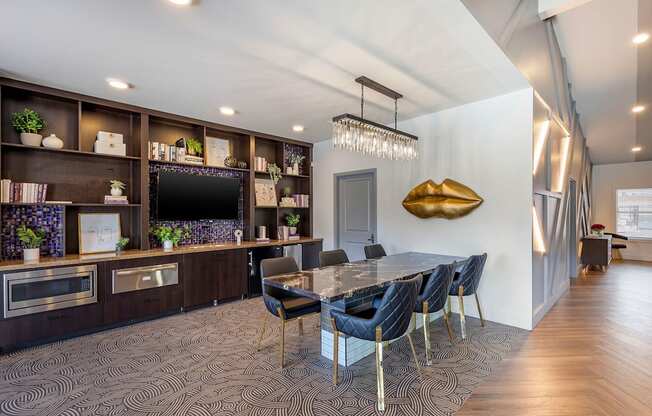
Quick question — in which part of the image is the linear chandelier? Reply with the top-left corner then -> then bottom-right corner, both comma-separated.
332,76 -> 418,160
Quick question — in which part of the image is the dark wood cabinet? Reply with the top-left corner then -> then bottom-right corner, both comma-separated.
102,256 -> 183,325
217,249 -> 247,301
183,252 -> 219,308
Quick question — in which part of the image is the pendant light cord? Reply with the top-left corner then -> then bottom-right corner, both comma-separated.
394,99 -> 398,129
361,83 -> 365,120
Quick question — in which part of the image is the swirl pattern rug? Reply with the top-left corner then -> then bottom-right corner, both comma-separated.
0,299 -> 525,415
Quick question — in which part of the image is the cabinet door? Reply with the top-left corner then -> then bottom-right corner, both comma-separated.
183,252 -> 219,308
103,256 -> 183,325
217,250 -> 247,301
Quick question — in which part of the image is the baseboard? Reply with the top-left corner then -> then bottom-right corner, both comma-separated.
532,278 -> 569,327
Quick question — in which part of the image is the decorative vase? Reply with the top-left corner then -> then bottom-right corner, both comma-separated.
42,134 -> 64,149
293,162 -> 300,175
23,248 -> 40,263
289,226 -> 297,236
110,187 -> 123,197
163,240 -> 174,251
224,156 -> 238,168
286,166 -> 293,174
237,160 -> 247,169
20,133 -> 43,147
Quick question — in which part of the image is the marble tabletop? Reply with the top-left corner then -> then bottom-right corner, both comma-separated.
263,252 -> 466,302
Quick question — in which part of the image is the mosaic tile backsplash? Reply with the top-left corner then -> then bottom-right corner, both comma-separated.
1,205 -> 65,259
149,162 -> 246,247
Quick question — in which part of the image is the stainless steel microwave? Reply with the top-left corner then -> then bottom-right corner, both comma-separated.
2,265 -> 97,318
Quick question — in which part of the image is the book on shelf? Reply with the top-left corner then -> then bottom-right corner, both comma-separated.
255,237 -> 270,243
292,194 -> 309,208
104,195 -> 129,205
45,201 -> 73,204
288,235 -> 301,240
1,179 -> 48,203
149,141 -> 191,164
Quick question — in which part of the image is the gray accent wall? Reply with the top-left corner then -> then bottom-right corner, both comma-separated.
463,0 -> 593,326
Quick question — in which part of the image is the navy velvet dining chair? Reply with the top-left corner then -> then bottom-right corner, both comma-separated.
330,274 -> 423,412
364,244 -> 387,260
446,253 -> 488,339
414,262 -> 457,364
319,249 -> 349,267
257,257 -> 320,368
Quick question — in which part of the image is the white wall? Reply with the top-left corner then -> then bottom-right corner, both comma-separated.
313,88 -> 534,330
592,161 -> 652,262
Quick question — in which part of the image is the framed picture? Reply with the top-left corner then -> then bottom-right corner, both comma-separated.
78,213 -> 122,254
255,179 -> 278,207
205,136 -> 231,167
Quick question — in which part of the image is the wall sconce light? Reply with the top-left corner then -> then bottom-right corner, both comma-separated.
533,206 -> 546,254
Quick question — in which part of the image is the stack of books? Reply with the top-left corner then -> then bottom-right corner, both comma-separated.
104,195 -> 129,205
254,157 -> 268,172
149,141 -> 188,163
183,155 -> 204,165
293,194 -> 310,208
1,179 -> 48,203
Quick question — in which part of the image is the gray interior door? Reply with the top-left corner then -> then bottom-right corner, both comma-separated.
336,170 -> 377,261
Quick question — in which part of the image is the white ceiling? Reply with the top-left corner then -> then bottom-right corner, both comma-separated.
554,0 -> 642,164
0,0 -> 528,143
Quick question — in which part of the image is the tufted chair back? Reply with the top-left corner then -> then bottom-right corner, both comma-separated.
417,263 -> 457,313
453,253 -> 487,295
319,249 -> 349,267
332,274 -> 422,342
260,257 -> 299,316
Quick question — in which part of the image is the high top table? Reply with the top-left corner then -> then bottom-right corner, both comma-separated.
263,252 -> 466,366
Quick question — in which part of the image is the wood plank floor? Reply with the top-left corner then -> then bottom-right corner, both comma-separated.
458,260 -> 652,416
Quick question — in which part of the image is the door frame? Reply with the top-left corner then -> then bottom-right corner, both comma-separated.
334,169 -> 378,250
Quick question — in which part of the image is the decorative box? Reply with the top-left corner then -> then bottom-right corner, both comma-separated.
96,131 -> 124,144
94,140 -> 126,156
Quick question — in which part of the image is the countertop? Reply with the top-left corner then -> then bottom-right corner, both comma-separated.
0,238 -> 322,272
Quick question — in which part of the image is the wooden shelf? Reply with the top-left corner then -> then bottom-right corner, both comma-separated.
1,142 -> 141,161
1,202 -> 142,207
149,159 -> 249,172
278,206 -> 310,209
254,170 -> 309,178
255,206 -> 278,209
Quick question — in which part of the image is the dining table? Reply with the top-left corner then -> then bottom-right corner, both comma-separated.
262,251 -> 466,366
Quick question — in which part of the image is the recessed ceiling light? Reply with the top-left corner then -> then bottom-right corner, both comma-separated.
292,125 -> 304,132
632,105 -> 646,113
633,32 -> 650,44
219,107 -> 235,116
106,78 -> 131,90
632,146 -> 642,152
168,0 -> 192,5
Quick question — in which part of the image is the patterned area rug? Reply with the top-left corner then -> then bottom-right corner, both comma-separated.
0,299 -> 525,415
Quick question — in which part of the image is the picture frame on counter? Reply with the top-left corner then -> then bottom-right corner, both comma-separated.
78,213 -> 122,254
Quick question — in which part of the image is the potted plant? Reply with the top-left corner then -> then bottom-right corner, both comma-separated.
289,154 -> 305,175
12,108 -> 47,147
268,163 -> 282,185
286,213 -> 300,236
115,237 -> 129,253
283,186 -> 292,198
152,225 -> 189,251
109,179 -> 126,197
591,223 -> 605,236
185,138 -> 203,156
16,225 -> 45,262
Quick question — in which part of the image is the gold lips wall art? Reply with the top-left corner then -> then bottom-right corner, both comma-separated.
402,179 -> 483,219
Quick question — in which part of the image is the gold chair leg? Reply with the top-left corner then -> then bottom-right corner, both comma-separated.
442,311 -> 455,344
458,286 -> 466,340
406,332 -> 422,378
375,326 -> 385,412
298,317 -> 304,336
446,295 -> 452,318
256,312 -> 269,351
331,318 -> 338,385
422,302 -> 432,365
277,307 -> 286,369
475,293 -> 485,327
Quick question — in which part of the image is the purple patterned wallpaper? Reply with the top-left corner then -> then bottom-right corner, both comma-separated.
1,205 -> 65,259
149,162 -> 246,247
283,143 -> 309,176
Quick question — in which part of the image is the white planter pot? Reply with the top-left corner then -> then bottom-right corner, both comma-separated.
20,133 -> 43,147
293,162 -> 300,175
289,226 -> 297,236
163,240 -> 174,251
23,248 -> 40,263
110,187 -> 123,197
42,134 -> 64,149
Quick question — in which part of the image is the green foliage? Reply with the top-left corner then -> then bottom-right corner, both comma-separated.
11,108 -> 46,134
286,213 -> 300,227
289,154 -> 305,166
110,179 -> 126,190
16,225 -> 46,249
283,186 -> 292,197
151,225 -> 189,246
267,163 -> 282,184
185,138 -> 203,156
116,237 -> 130,251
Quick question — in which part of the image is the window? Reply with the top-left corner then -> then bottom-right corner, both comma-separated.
616,188 -> 652,238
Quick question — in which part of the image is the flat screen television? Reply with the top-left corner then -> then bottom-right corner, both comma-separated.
157,171 -> 240,220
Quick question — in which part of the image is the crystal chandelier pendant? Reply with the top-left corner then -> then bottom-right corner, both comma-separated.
332,76 -> 418,160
